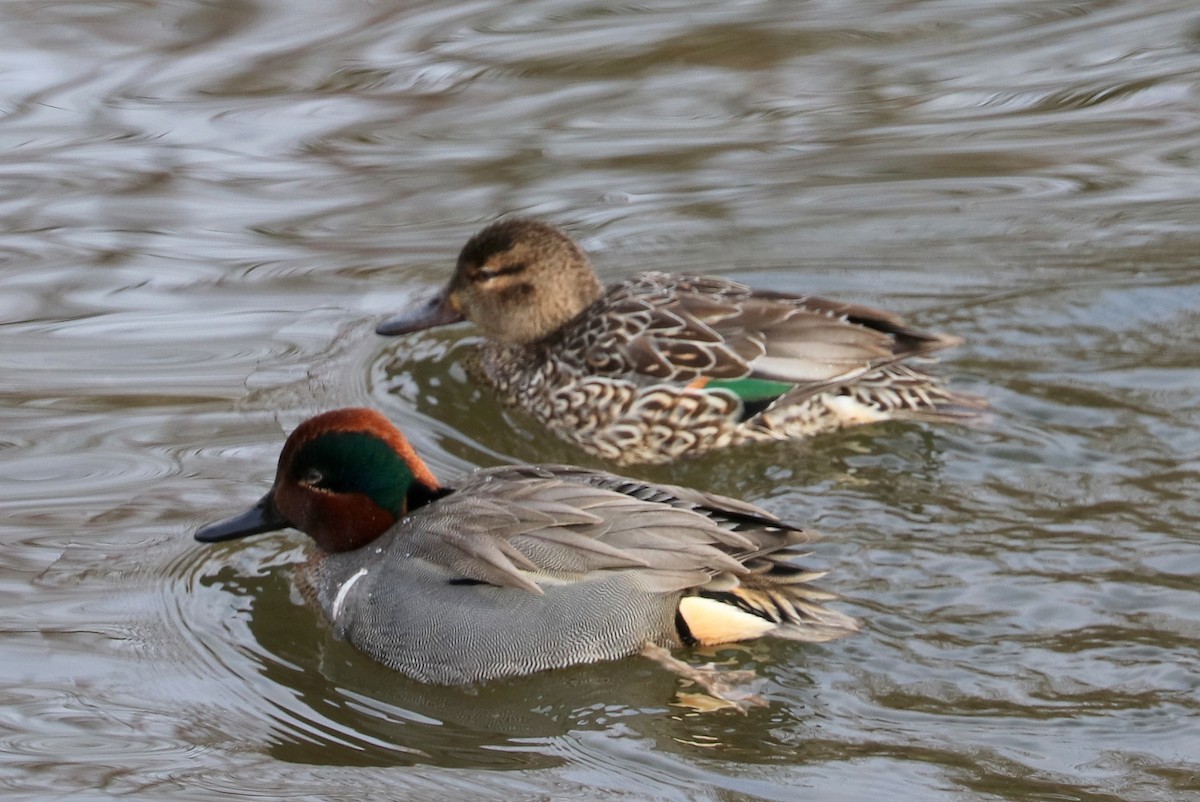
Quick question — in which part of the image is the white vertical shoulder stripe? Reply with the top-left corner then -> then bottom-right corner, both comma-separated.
331,568 -> 368,621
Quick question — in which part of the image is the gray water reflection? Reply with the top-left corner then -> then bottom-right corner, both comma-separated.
2,0 -> 1199,800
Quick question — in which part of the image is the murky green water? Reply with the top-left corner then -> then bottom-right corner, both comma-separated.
3,1 -> 1199,799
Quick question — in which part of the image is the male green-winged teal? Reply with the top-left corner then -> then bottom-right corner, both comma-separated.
376,219 -> 982,466
195,408 -> 856,688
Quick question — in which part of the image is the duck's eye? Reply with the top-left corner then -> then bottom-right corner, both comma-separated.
299,466 -> 325,487
475,261 -> 526,282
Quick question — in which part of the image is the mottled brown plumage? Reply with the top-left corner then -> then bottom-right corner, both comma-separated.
377,218 -> 983,465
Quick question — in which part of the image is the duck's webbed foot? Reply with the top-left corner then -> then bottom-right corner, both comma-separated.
639,642 -> 767,714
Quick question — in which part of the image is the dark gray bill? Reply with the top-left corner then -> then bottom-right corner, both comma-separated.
375,287 -> 464,336
194,491 -> 289,542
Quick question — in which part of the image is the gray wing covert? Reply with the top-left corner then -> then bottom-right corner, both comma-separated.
398,464 -> 812,596
563,272 -> 956,388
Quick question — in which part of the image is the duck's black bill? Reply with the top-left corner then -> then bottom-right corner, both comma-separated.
195,491 -> 290,543
375,288 -> 464,336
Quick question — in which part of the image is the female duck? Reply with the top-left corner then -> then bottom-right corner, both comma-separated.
195,408 -> 856,687
376,218 -> 981,465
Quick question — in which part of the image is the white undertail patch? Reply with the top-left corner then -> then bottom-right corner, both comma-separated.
827,394 -> 887,425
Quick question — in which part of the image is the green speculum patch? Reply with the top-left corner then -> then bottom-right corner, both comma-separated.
705,377 -> 795,403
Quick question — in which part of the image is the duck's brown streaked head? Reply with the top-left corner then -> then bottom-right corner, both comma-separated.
376,218 -> 605,345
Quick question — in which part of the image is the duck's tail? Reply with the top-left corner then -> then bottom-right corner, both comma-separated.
677,561 -> 859,645
746,362 -> 986,435
848,362 -> 988,424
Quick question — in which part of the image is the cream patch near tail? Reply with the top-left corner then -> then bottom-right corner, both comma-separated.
678,596 -> 776,645
826,394 -> 888,425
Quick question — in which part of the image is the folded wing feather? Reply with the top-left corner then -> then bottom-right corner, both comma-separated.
401,465 -> 815,595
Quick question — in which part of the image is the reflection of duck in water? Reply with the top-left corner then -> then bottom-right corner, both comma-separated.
377,218 -> 982,465
195,408 -> 856,703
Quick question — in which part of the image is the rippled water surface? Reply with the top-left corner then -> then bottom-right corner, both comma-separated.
3,1 -> 1199,799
